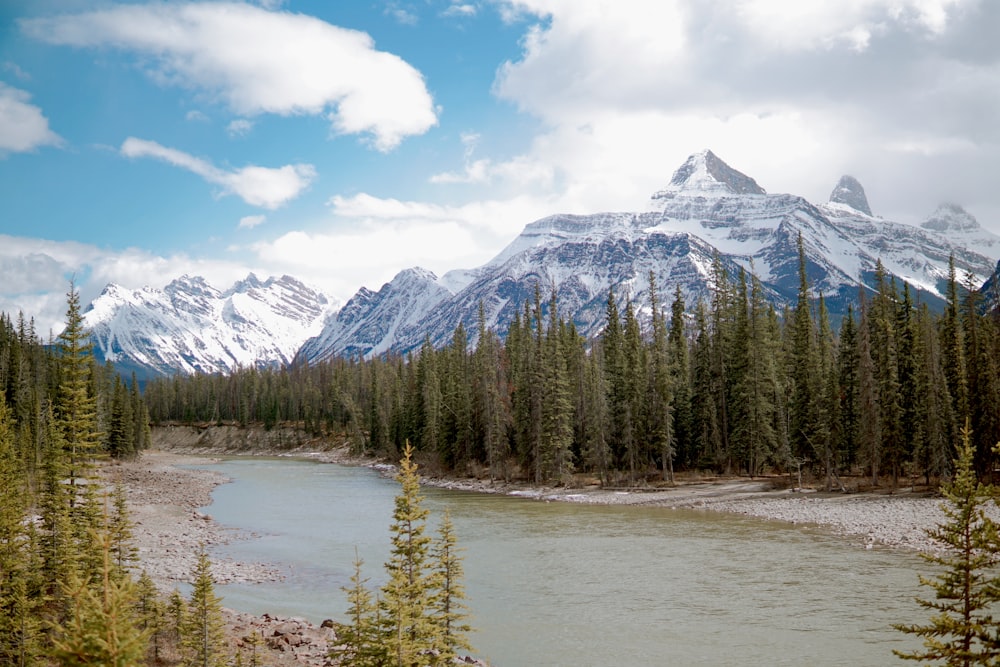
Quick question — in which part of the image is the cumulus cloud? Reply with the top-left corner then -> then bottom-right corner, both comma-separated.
0,235 -> 253,335
0,82 -> 62,154
470,0 -> 1000,224
244,192 -> 558,297
238,214 -> 266,229
185,109 -> 209,122
443,3 -> 478,18
22,2 -> 437,151
226,118 -> 254,137
120,137 -> 315,209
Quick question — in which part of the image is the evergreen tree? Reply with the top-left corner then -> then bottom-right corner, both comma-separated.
538,290 -> 574,482
379,442 -> 437,666
0,393 -> 40,666
55,282 -> 104,496
330,552 -> 382,667
894,426 -> 1000,664
182,547 -> 227,667
667,285 -> 692,468
429,511 -> 472,663
788,234 -> 820,464
48,532 -> 150,667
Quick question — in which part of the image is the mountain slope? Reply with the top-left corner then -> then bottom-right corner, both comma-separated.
299,149 -> 1000,361
85,274 -> 335,377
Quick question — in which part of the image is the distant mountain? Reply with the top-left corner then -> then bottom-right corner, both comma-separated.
84,274 -> 336,377
298,150 -> 1000,362
80,151 -> 1000,375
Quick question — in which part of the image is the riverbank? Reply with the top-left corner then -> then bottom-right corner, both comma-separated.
146,423 -> 951,554
104,451 -> 337,666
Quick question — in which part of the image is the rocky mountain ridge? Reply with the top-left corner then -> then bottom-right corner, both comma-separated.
80,150 -> 1000,374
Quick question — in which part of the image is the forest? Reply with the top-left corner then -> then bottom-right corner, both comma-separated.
143,242 -> 1000,490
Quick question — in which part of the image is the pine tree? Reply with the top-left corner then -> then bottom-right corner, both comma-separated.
55,282 -> 104,498
429,511 -> 472,662
0,393 -> 40,666
788,234 -> 820,464
108,482 -> 139,577
667,285 -> 692,468
135,570 -> 166,664
330,552 -> 382,667
894,425 -> 1000,664
48,532 -> 150,667
538,289 -> 574,482
181,547 -> 227,667
379,442 -> 437,666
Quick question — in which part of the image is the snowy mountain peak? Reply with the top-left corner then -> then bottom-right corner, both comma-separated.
651,150 -> 766,204
921,203 -> 981,233
83,273 -> 335,377
829,175 -> 873,217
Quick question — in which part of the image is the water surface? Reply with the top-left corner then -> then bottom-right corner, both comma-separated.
196,458 -> 925,666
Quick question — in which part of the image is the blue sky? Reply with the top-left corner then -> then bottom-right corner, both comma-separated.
2,0 -> 999,334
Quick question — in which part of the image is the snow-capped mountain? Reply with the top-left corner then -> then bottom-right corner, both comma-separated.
299,150 -> 1000,362
84,273 -> 336,377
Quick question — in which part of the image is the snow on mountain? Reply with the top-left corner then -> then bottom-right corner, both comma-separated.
84,273 -> 336,377
818,195 -> 1000,300
299,150 -> 1000,362
295,267 -> 451,363
80,150 -> 1000,373
828,175 -> 873,217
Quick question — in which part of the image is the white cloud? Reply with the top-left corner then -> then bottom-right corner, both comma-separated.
0,82 -> 62,154
185,109 -> 209,122
385,4 -> 419,25
238,214 -> 266,229
120,137 -> 315,209
473,0 -> 1000,225
3,62 -> 30,81
245,192 -> 558,297
226,118 -> 254,137
22,2 -> 437,151
443,3 -> 478,17
0,235 -> 253,336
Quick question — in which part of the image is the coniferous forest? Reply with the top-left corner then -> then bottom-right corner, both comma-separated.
143,248 -> 1000,490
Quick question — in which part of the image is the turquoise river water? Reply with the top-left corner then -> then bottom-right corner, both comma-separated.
193,457 -> 926,666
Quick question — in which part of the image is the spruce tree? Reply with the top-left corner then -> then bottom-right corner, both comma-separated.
429,511 -> 472,663
48,532 -> 150,667
0,394 -> 40,666
181,547 -> 227,667
894,426 -> 1000,664
538,290 -> 574,482
379,442 -> 437,666
330,552 -> 382,667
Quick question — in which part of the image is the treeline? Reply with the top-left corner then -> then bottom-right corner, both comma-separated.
0,305 -> 151,473
0,288 -> 161,664
146,243 -> 1000,487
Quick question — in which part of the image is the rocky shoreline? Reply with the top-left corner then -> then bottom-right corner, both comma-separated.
105,452 -> 337,665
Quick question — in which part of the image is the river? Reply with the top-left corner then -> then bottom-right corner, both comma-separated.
195,457 -> 925,666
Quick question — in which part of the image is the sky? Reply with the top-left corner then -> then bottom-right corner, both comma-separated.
1,0 -> 999,335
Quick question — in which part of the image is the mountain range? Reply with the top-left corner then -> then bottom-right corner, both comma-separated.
81,150 -> 1000,377
83,273 -> 335,377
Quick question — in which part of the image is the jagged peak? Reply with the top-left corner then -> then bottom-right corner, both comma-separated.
828,175 -> 872,217
921,203 -> 981,233
651,150 -> 766,203
394,267 -> 439,284
164,274 -> 219,296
